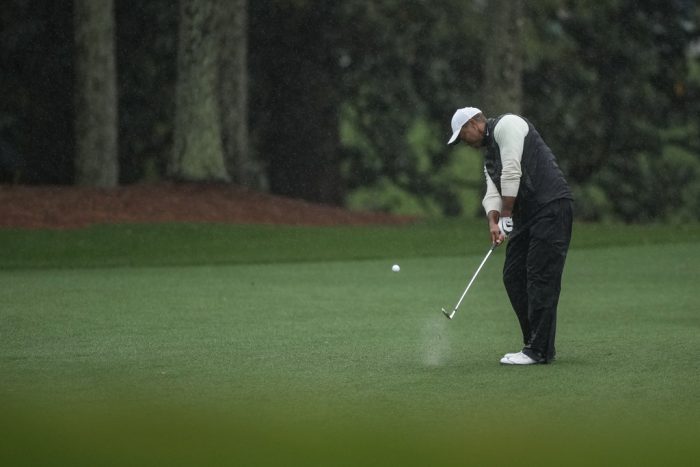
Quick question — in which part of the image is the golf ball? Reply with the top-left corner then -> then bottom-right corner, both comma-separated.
392,264 -> 400,272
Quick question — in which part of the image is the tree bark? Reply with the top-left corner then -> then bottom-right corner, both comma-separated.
74,0 -> 118,187
171,0 -> 229,182
216,0 -> 257,187
483,0 -> 524,116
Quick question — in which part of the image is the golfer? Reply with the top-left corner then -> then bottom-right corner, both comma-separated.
448,107 -> 573,365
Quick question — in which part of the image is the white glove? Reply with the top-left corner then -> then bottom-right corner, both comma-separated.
498,216 -> 513,237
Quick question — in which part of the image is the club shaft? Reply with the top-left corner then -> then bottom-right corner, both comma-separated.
449,245 -> 496,318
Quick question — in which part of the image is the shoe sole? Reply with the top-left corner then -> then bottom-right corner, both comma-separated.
499,355 -> 539,365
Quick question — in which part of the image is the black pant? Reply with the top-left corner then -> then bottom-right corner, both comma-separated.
503,199 -> 573,363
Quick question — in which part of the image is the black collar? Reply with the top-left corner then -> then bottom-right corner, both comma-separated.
483,118 -> 495,146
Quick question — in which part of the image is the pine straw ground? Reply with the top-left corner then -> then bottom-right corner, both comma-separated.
0,183 -> 414,229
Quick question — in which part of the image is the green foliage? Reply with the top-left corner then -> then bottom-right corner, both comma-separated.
593,142 -> 700,222
570,183 -> 613,222
654,144 -> 700,220
340,0 -> 700,222
523,0 -> 700,221
344,116 -> 484,216
346,177 -> 443,216
338,1 -> 486,215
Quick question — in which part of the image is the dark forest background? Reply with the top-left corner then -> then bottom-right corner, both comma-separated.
1,0 -> 699,222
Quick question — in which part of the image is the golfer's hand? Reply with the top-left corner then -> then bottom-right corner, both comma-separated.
490,221 -> 505,246
498,216 -> 513,238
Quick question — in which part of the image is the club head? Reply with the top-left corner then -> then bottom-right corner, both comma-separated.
441,307 -> 453,320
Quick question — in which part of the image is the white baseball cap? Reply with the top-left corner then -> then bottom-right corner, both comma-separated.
447,107 -> 481,145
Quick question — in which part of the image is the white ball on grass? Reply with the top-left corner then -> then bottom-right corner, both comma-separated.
392,264 -> 400,272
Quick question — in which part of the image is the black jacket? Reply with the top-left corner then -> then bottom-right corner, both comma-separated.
483,114 -> 573,222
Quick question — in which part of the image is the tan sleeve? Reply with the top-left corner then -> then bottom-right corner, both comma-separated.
482,166 -> 502,214
493,115 -> 529,197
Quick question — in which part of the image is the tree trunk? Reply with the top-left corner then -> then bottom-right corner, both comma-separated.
171,0 -> 229,182
483,0 -> 524,116
74,0 -> 118,187
216,0 -> 258,187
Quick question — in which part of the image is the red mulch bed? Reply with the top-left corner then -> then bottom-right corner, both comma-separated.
0,183 -> 415,229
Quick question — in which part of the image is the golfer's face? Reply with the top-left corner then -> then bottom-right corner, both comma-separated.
460,119 -> 482,147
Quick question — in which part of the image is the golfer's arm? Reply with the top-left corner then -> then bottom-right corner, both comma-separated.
482,168 -> 502,215
487,209 -> 500,225
494,115 -> 528,217
501,196 -> 516,217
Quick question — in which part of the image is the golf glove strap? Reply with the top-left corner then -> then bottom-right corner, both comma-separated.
498,216 -> 513,237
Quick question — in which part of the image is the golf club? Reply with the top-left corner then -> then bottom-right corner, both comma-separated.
441,243 -> 497,320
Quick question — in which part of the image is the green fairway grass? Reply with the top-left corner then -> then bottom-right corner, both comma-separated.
0,220 -> 697,269
1,221 -> 699,466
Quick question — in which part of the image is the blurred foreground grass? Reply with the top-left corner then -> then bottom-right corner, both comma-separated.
2,402 -> 697,466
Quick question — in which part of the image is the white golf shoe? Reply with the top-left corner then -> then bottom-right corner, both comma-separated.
500,351 -> 538,365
